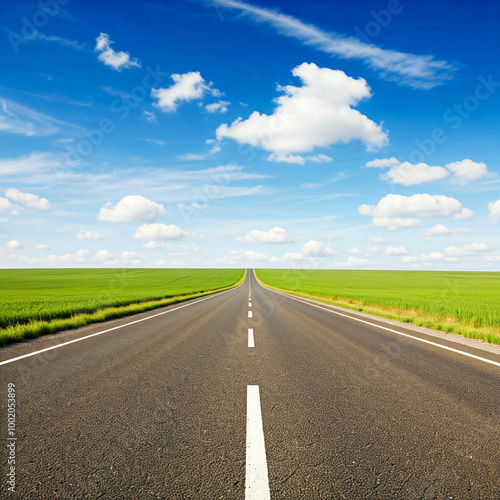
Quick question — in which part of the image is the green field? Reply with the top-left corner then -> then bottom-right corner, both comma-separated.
0,268 -> 245,345
255,269 -> 500,344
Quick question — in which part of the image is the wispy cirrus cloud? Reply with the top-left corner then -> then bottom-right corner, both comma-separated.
0,98 -> 80,136
207,0 -> 456,89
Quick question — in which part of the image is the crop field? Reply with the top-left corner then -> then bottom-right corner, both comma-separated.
255,269 -> 500,344
0,268 -> 245,344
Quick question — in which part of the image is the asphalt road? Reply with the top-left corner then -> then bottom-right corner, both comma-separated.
1,270 -> 499,499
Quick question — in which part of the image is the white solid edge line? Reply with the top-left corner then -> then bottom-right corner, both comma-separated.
246,385 -> 270,500
255,274 -> 500,368
248,328 -> 255,348
0,281 -> 245,367
248,311 -> 253,318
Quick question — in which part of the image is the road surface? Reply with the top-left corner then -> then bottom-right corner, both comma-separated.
1,270 -> 499,498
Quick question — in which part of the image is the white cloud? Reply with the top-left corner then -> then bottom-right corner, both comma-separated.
423,224 -> 453,236
205,100 -> 230,114
372,217 -> 422,230
47,249 -> 91,264
349,247 -> 363,254
0,151 -> 65,176
134,223 -> 199,240
152,72 -> 221,112
443,243 -> 493,256
487,199 -> 500,220
142,241 -> 170,249
209,0 -> 455,89
365,157 -> 400,168
216,62 -> 388,157
283,252 -> 305,261
5,240 -> 23,250
94,249 -> 114,261
5,188 -> 51,210
445,159 -> 491,185
217,249 -> 269,263
367,157 -> 493,186
0,197 -> 20,215
367,236 -> 386,243
360,194 -> 470,219
237,226 -> 294,244
385,246 -> 410,255
76,230 -> 105,240
94,33 -> 141,71
454,208 -> 474,220
402,252 -> 450,263
141,138 -> 166,146
143,111 -> 157,122
280,240 -> 337,261
302,240 -> 337,256
267,153 -> 333,165
381,162 -> 449,186
337,256 -> 370,268
34,244 -> 50,250
98,195 -> 166,223
0,98 -> 72,136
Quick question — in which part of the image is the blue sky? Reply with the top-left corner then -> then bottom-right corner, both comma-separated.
0,0 -> 499,269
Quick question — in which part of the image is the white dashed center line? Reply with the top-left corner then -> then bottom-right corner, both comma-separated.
248,311 -> 253,318
246,385 -> 270,500
248,328 -> 254,348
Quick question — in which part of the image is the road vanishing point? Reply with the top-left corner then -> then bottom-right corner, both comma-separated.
1,270 -> 499,498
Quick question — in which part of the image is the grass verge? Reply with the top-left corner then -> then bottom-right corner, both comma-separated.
0,270 -> 246,346
254,270 -> 500,345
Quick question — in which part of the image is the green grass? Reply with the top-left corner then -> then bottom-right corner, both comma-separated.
0,268 -> 245,345
255,269 -> 500,345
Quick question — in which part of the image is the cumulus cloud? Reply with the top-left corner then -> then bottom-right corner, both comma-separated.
205,100 -> 230,114
5,188 -> 51,210
94,249 -> 114,261
402,252 -> 453,263
445,159 -> 491,185
95,33 -> 141,71
302,240 -> 337,256
98,195 -> 166,223
337,256 -> 371,268
217,249 -> 269,263
76,230 -> 105,240
142,241 -> 170,249
385,246 -> 410,255
152,72 -> 221,112
443,243 -> 493,256
359,194 -> 472,229
366,158 -> 493,186
279,240 -> 337,261
372,217 -> 422,230
365,157 -> 400,168
422,224 -> 454,236
267,153 -> 332,165
0,197 -> 20,215
5,240 -> 23,250
134,223 -> 199,240
236,227 -> 294,244
381,162 -> 449,186
349,248 -> 363,254
34,243 -> 50,250
488,199 -> 500,220
216,62 -> 388,157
